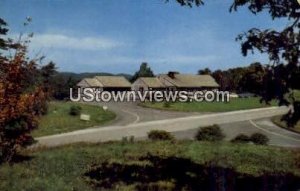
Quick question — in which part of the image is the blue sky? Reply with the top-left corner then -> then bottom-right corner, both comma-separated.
1,0 -> 285,74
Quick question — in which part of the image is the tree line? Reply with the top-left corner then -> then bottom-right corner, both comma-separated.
199,63 -> 268,94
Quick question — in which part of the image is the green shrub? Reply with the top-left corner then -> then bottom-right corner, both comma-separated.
148,130 -> 175,141
195,125 -> 225,141
250,133 -> 269,145
231,134 -> 250,143
129,136 -> 135,143
69,105 -> 82,116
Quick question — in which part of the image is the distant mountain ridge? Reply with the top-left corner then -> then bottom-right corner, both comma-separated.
57,72 -> 133,82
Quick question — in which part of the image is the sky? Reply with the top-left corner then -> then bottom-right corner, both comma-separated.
1,0 -> 286,74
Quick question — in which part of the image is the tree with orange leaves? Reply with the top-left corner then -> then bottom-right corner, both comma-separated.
0,18 -> 48,163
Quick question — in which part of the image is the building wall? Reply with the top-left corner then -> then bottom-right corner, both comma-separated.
176,87 -> 218,91
103,87 -> 131,92
77,80 -> 104,95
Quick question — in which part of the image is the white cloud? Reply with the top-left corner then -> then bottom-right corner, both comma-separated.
156,55 -> 218,64
29,33 -> 121,50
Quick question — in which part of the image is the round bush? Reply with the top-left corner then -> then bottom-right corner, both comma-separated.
195,125 -> 225,141
148,130 -> 175,141
231,134 -> 250,143
69,105 -> 82,116
250,133 -> 269,145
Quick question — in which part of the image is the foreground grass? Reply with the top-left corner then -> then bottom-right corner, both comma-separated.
0,141 -> 299,191
141,97 -> 277,112
32,101 -> 116,137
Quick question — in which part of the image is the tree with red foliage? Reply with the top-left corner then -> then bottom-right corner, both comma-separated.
0,18 -> 48,163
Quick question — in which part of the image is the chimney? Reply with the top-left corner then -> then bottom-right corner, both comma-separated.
168,71 -> 179,79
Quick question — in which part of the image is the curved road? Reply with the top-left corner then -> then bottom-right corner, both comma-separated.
34,106 -> 300,148
173,118 -> 300,148
88,101 -> 203,126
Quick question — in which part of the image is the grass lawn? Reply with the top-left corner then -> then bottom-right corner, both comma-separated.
293,90 -> 300,100
271,90 -> 300,133
272,115 -> 300,133
140,97 -> 277,112
32,101 -> 116,137
0,141 -> 299,190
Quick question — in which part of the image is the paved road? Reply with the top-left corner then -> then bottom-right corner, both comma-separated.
34,106 -> 298,148
88,101 -> 202,126
173,118 -> 300,148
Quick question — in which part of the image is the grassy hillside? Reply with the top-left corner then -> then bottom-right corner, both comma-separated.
272,116 -> 300,133
0,141 -> 299,191
271,90 -> 300,133
32,101 -> 116,137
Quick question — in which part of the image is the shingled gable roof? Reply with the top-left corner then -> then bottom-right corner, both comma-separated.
158,74 -> 219,88
77,78 -> 103,87
94,76 -> 131,87
139,77 -> 165,88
